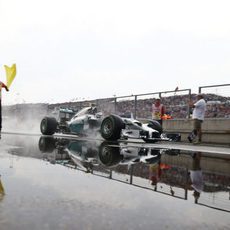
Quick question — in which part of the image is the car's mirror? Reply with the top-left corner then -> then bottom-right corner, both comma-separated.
96,112 -> 103,118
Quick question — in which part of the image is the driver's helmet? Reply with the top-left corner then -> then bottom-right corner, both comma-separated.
89,107 -> 97,114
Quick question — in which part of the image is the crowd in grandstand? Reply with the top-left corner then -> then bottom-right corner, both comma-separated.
3,93 -> 230,120
113,93 -> 230,119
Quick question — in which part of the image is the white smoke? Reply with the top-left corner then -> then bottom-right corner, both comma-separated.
2,104 -> 48,134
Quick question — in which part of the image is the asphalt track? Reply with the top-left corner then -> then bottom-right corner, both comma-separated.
2,131 -> 230,155
1,131 -> 230,230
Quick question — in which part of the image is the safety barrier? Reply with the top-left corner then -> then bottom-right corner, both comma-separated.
163,118 -> 230,145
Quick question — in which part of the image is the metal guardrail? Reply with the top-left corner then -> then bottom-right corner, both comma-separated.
94,88 -> 192,119
199,83 -> 230,94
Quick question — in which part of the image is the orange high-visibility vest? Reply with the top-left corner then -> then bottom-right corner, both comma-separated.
152,104 -> 164,120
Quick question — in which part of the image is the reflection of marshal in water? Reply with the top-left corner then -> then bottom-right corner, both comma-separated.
38,136 -> 230,212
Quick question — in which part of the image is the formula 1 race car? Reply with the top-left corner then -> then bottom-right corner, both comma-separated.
40,106 -> 181,143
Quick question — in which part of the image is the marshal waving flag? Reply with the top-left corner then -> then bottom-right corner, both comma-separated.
0,176 -> 5,195
4,63 -> 16,88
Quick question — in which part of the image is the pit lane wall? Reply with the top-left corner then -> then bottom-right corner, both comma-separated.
163,118 -> 230,145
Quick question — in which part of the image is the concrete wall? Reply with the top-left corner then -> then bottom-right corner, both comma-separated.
163,118 -> 230,145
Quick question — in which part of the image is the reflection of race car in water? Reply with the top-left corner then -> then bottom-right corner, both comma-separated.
38,136 -> 99,172
38,136 -> 180,171
40,106 -> 181,143
98,141 -> 163,167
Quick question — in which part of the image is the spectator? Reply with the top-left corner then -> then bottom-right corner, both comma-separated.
188,94 -> 206,144
152,98 -> 165,125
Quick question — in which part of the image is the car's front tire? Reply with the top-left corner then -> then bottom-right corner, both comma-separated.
147,120 -> 163,134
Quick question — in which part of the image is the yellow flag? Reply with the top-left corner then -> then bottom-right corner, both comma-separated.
4,63 -> 16,88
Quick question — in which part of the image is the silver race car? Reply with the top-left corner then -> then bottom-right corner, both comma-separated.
40,106 -> 180,143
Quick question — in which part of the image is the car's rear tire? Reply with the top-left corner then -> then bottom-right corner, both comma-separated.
40,117 -> 58,135
38,136 -> 56,153
100,115 -> 125,141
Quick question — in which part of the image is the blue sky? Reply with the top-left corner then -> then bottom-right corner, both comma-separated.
0,0 -> 229,104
